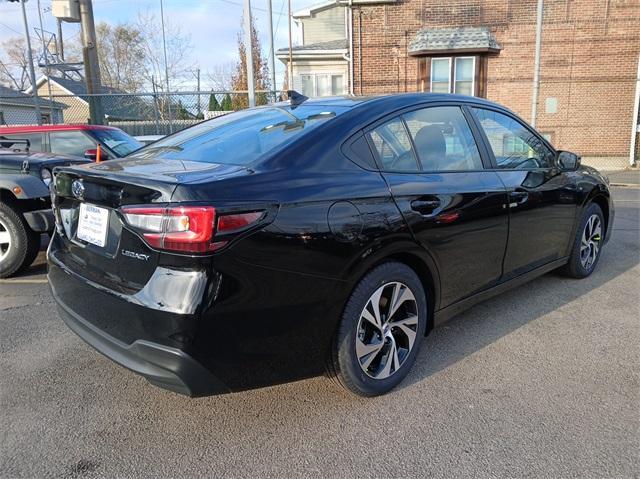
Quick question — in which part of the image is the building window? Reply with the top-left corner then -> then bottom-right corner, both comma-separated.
429,57 -> 475,95
41,113 -> 51,124
299,74 -> 345,97
420,55 -> 486,97
0,111 -> 5,125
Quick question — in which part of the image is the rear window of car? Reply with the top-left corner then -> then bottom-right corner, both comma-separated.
128,105 -> 348,166
88,129 -> 143,157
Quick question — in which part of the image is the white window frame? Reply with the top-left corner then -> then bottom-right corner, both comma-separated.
453,56 -> 476,96
298,73 -> 346,97
429,56 -> 476,96
430,57 -> 452,94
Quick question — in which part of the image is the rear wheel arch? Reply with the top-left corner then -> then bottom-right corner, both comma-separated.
589,194 -> 609,237
376,252 -> 439,334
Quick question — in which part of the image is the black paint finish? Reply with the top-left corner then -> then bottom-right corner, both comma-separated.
48,93 -> 614,395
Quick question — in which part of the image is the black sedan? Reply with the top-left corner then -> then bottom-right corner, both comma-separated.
48,93 -> 613,397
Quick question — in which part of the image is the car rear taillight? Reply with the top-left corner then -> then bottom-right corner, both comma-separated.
121,205 -> 264,253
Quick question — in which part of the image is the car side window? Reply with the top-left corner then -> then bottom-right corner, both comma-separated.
49,131 -> 96,157
473,108 -> 555,169
403,106 -> 483,171
0,133 -> 43,152
368,117 -> 419,172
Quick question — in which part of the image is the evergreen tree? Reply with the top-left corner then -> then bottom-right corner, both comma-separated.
221,93 -> 233,111
208,93 -> 221,111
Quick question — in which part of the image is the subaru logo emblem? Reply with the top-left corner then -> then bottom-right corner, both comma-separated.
71,179 -> 85,200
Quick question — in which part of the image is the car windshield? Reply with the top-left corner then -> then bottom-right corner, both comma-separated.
89,129 -> 142,157
127,105 -> 348,166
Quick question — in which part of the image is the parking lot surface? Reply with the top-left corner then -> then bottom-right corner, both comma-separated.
1,186 -> 638,478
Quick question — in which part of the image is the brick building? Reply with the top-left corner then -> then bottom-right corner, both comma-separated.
353,0 -> 640,167
281,0 -> 640,167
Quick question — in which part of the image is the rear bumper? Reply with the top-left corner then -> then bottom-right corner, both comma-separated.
49,262 -> 230,397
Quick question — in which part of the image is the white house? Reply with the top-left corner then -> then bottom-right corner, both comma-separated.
277,1 -> 350,97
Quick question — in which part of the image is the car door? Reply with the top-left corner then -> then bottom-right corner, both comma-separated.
368,104 -> 510,309
470,107 -> 579,279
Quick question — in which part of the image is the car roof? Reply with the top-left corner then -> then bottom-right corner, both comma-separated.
0,124 -> 119,134
283,92 -> 505,110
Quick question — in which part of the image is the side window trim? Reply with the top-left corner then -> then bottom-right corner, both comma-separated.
468,106 -> 557,170
364,116 -> 421,173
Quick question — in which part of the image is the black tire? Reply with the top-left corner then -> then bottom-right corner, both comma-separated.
0,202 -> 40,279
560,203 -> 605,279
330,262 -> 427,397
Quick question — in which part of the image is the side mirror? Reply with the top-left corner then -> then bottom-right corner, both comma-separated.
84,148 -> 97,161
84,147 -> 109,162
557,151 -> 580,171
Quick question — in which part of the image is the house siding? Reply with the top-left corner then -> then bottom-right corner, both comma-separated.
353,0 -> 640,165
36,81 -> 90,124
0,103 -> 63,125
301,7 -> 346,45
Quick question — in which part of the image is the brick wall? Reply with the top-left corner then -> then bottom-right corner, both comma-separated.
353,0 -> 640,163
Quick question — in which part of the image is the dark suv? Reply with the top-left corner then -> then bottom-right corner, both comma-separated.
0,140 -> 88,277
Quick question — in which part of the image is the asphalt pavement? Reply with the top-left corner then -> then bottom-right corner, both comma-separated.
1,186 -> 638,478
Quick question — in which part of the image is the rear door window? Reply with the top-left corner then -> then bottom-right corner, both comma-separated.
0,133 -> 43,152
49,131 -> 96,157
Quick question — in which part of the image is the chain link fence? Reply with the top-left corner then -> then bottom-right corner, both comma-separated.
0,91 -> 278,137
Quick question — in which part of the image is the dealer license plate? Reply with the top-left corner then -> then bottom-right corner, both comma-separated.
77,203 -> 109,247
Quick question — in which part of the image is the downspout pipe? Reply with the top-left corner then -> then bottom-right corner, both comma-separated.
630,53 -> 640,167
531,0 -> 544,127
348,0 -> 354,95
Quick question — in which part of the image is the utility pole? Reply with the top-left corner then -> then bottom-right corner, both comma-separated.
18,0 -> 42,125
266,0 -> 276,101
244,0 -> 256,107
37,0 -> 54,121
56,18 -> 64,61
287,0 -> 293,92
79,0 -> 104,124
159,0 -> 173,132
531,0 -> 544,127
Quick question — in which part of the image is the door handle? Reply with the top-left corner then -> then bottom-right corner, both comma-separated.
411,198 -> 441,214
509,191 -> 529,204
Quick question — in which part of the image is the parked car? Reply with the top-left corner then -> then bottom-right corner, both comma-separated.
48,93 -> 613,397
0,140 -> 89,278
134,135 -> 165,146
0,124 -> 142,161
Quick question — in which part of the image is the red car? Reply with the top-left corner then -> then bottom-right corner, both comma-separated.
0,124 -> 143,160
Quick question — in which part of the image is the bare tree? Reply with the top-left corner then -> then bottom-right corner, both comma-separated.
206,61 -> 236,92
94,22 -> 146,92
136,10 -> 195,93
0,37 -> 34,91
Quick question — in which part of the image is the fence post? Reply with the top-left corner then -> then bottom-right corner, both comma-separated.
152,93 -> 161,136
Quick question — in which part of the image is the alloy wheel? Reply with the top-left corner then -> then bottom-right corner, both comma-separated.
356,281 -> 419,379
580,214 -> 602,270
0,219 -> 11,263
